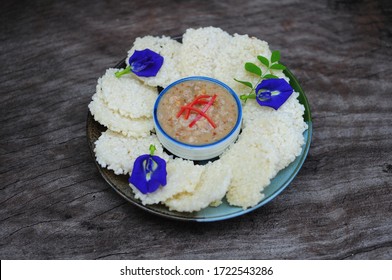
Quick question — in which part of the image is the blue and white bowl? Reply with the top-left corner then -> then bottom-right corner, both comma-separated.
153,76 -> 243,161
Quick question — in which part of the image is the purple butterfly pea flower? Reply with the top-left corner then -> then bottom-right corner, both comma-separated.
129,154 -> 167,194
255,78 -> 294,110
129,49 -> 164,77
115,48 -> 164,78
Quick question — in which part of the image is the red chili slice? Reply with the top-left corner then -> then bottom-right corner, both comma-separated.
176,94 -> 217,129
176,95 -> 209,118
180,105 -> 217,128
189,94 -> 217,127
185,100 -> 208,119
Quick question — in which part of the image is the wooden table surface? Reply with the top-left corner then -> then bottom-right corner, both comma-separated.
1,0 -> 391,260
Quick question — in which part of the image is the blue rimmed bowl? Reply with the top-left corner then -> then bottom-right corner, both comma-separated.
153,76 -> 243,161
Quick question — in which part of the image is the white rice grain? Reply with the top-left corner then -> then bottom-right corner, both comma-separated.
242,92 -> 308,172
164,160 -> 231,212
220,129 -> 280,209
179,27 -> 232,77
97,68 -> 157,119
88,93 -> 153,138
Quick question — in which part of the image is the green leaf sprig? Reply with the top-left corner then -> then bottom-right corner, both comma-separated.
234,50 -> 286,101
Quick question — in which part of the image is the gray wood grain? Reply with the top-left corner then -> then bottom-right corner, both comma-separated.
0,0 -> 391,259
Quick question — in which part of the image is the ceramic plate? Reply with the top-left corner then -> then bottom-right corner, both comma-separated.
86,59 -> 312,222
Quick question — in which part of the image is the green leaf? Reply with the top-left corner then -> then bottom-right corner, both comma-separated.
257,55 -> 269,67
271,50 -> 280,63
234,78 -> 253,89
270,63 -> 286,70
245,62 -> 262,76
263,74 -> 279,79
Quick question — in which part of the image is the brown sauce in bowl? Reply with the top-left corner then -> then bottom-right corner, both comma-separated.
157,80 -> 238,145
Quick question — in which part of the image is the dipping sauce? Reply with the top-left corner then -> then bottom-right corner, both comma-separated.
157,80 -> 239,145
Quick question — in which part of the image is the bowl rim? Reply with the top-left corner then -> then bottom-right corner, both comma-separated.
153,76 -> 243,149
